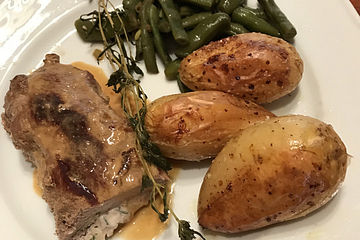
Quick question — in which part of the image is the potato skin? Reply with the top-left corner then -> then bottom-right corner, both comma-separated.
145,91 -> 274,161
198,115 -> 348,232
179,33 -> 304,104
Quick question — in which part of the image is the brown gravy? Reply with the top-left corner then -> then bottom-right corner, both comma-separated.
33,168 -> 42,196
117,167 -> 180,240
117,201 -> 168,240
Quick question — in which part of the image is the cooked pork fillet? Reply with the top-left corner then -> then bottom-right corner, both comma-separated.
1,54 -> 168,240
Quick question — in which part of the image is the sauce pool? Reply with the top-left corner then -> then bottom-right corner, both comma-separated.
117,202 -> 168,240
117,167 -> 180,240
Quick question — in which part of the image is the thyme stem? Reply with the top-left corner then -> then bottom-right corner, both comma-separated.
93,1 -> 205,239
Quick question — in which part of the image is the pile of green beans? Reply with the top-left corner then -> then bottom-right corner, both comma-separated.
75,0 -> 297,86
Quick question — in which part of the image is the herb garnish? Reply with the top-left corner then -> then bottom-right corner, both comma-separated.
80,1 -> 205,239
178,220 -> 206,240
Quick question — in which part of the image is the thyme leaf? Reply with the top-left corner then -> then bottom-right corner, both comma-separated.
150,188 -> 169,222
178,220 -> 206,240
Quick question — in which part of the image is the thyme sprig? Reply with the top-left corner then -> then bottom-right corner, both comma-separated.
178,220 -> 206,240
94,1 -> 205,239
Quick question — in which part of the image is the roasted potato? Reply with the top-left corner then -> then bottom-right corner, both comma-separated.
145,91 -> 275,161
198,115 -> 348,232
179,33 -> 304,104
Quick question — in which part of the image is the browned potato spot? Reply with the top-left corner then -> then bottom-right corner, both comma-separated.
179,33 -> 304,104
145,91 -> 274,161
198,115 -> 347,232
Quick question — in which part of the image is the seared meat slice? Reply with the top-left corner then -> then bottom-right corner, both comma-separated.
1,54 -> 168,240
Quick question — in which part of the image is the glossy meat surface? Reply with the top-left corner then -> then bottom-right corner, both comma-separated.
2,54 -> 167,239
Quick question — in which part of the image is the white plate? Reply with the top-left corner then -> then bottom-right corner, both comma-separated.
1,0 -> 360,239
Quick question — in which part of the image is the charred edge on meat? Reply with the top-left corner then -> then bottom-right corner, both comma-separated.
58,160 -> 99,205
31,93 -> 102,144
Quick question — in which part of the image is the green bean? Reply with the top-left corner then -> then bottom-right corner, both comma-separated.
75,19 -> 103,42
232,7 -> 280,37
160,12 -> 213,32
179,5 -> 198,17
134,1 -> 143,13
225,22 -> 249,35
217,0 -> 245,15
159,12 -> 211,32
181,12 -> 212,29
149,4 -> 172,66
159,19 -> 171,33
175,12 -> 231,58
123,0 -> 141,10
135,35 -> 143,61
258,0 -> 297,41
177,0 -> 216,10
243,6 -> 268,19
140,0 -> 158,73
75,11 -> 138,42
177,75 -> 193,93
122,0 -> 141,29
164,59 -> 182,80
158,0 -> 189,45
159,8 -> 165,18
